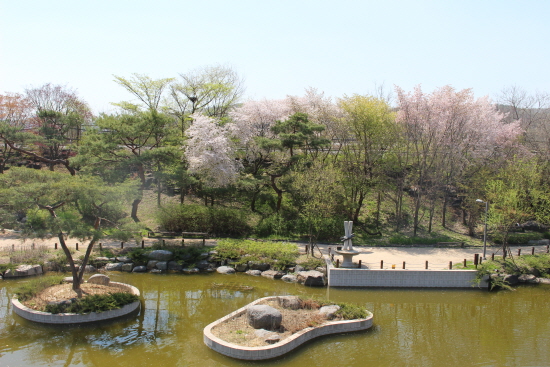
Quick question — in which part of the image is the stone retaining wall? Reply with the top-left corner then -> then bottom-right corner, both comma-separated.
12,282 -> 140,324
203,296 -> 373,360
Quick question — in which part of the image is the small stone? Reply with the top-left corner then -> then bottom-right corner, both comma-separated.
132,266 -> 147,273
183,267 -> 200,273
156,261 -> 168,270
105,262 -> 123,271
217,266 -> 236,275
116,256 -> 132,263
147,260 -> 159,270
246,270 -> 262,276
261,270 -> 285,280
319,305 -> 340,319
281,274 -> 298,283
150,269 -> 164,274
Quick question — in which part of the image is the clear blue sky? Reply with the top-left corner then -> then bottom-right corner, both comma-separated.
1,0 -> 548,113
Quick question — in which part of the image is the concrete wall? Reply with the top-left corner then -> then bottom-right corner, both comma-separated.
203,296 -> 373,360
12,282 -> 141,324
328,266 -> 488,288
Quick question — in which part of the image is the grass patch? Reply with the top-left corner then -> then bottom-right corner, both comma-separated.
15,275 -> 65,302
213,239 -> 300,270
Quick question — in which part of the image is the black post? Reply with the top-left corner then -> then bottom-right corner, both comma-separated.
358,260 -> 362,268
55,243 -> 58,250
474,253 -> 479,268
532,247 -> 535,255
121,242 -> 124,249
463,259 -> 467,267
449,261 -> 452,270
99,243 -> 102,251
491,253 -> 495,261
425,261 -> 428,269
518,248 -> 521,256
141,240 -> 145,249
402,261 -> 406,269
76,243 -> 79,251
380,260 -> 383,269
336,259 -> 340,268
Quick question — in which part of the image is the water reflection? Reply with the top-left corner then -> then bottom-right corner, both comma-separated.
1,273 -> 549,366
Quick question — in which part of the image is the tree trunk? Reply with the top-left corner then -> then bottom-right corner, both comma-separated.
442,196 -> 447,228
56,232 -> 81,294
375,192 -> 381,229
413,195 -> 421,237
131,198 -> 141,222
352,192 -> 365,223
270,174 -> 283,212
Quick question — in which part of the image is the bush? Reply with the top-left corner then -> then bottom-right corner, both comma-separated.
45,292 -> 139,314
493,232 -> 544,245
254,213 -> 293,238
214,239 -> 299,269
156,204 -> 251,237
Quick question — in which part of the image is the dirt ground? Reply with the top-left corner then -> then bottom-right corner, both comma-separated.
22,283 -> 125,311
211,298 -> 329,347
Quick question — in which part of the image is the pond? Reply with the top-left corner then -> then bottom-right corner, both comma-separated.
1,272 -> 549,367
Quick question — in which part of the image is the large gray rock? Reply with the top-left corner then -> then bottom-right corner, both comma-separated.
217,266 -> 236,274
83,265 -> 97,273
63,276 -> 83,284
319,305 -> 340,319
168,261 -> 183,271
246,270 -> 262,276
538,278 -> 550,284
147,250 -> 173,261
296,270 -> 326,287
116,256 -> 132,263
247,305 -> 282,330
294,265 -> 305,273
196,260 -> 214,270
156,261 -> 168,270
88,274 -> 110,285
132,265 -> 147,273
249,262 -> 270,271
183,267 -> 200,273
105,262 -> 123,271
147,260 -> 159,270
261,270 -> 285,280
235,263 -> 248,272
121,263 -> 134,272
277,296 -> 301,310
3,264 -> 43,278
503,274 -> 519,286
281,274 -> 298,283
518,274 -> 538,283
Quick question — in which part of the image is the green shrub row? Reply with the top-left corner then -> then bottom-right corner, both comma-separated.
44,292 -> 139,314
156,204 -> 251,237
214,239 -> 300,270
492,232 -> 544,245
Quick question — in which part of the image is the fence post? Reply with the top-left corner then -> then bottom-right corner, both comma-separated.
474,253 -> 479,268
425,261 -> 428,269
12,244 -> 14,251
380,260 -> 383,269
305,245 -> 309,254
76,243 -> 79,251
402,261 -> 405,269
518,248 -> 521,256
358,260 -> 362,268
336,259 -> 340,268
162,239 -> 166,247
463,259 -> 467,267
55,243 -> 58,250
491,253 -> 495,261
547,245 -> 549,253
532,247 -> 535,255
32,243 -> 35,250
449,261 -> 452,270
121,242 -> 124,249
141,240 -> 145,249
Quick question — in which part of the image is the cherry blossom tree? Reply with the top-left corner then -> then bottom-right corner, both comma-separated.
395,85 -> 523,235
185,114 -> 241,188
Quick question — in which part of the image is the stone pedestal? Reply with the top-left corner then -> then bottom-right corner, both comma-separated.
335,249 -> 360,268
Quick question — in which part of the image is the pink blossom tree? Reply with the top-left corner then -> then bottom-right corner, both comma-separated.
185,114 -> 241,188
395,85 -> 523,235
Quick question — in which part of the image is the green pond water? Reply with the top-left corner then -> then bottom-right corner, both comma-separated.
1,272 -> 549,367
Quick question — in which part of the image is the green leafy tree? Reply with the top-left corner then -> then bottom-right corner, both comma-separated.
0,168 -> 138,293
